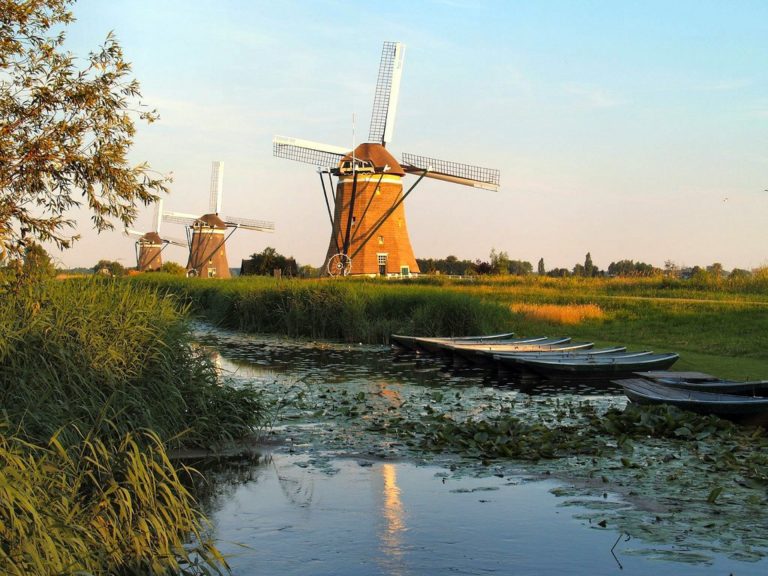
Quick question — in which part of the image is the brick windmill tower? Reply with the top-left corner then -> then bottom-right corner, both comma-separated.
163,161 -> 275,278
274,41 -> 500,277
124,199 -> 186,271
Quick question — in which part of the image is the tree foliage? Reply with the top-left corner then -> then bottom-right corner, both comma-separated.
241,246 -> 298,277
93,259 -> 126,277
607,259 -> 660,277
417,255 -> 475,275
0,0 -> 169,261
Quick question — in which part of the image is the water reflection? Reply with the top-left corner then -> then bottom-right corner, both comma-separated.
378,464 -> 405,575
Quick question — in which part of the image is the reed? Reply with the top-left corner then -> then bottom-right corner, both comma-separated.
0,277 -> 267,574
0,277 -> 264,448
0,425 -> 226,575
133,274 -> 515,343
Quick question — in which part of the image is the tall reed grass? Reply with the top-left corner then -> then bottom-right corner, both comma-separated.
0,425 -> 226,575
0,277 -> 264,448
0,277 -> 264,574
133,275 -> 515,343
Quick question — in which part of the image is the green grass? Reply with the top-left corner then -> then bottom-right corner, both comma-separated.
132,273 -> 768,379
132,274 -> 515,343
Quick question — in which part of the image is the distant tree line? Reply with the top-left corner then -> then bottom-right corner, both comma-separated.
418,250 -> 759,280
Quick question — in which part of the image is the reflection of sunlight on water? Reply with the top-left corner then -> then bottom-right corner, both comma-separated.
379,463 -> 405,575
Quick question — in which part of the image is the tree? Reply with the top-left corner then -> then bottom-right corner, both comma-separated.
93,259 -> 126,277
158,261 -> 185,275
0,1 -> 168,262
537,258 -> 545,275
584,252 -> 595,277
489,248 -> 511,274
508,260 -> 533,275
22,242 -> 56,279
241,246 -> 298,277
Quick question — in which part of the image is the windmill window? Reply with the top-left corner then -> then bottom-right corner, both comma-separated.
400,266 -> 410,277
378,235 -> 384,245
207,267 -> 217,278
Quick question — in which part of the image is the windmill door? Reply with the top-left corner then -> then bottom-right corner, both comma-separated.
377,254 -> 388,276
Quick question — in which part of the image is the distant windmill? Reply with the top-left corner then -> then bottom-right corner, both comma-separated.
124,199 -> 186,271
163,161 -> 275,278
274,41 -> 500,277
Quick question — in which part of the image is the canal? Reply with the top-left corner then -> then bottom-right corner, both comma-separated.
193,325 -> 768,575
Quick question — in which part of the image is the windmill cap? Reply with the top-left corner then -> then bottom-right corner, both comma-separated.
196,214 -> 228,229
141,231 -> 163,244
342,143 -> 405,176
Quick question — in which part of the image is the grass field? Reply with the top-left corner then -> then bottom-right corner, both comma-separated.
133,272 -> 768,380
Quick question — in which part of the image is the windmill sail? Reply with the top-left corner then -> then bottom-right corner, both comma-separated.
368,41 -> 405,146
273,136 -> 348,168
209,161 -> 224,214
401,152 -> 500,191
221,215 -> 275,232
162,211 -> 198,226
164,237 -> 187,247
153,199 -> 164,233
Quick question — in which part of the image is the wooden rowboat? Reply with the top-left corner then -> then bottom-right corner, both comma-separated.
390,332 -> 515,352
492,346 -> 630,367
445,338 -> 579,364
510,352 -> 679,375
616,378 -> 768,424
634,371 -> 768,396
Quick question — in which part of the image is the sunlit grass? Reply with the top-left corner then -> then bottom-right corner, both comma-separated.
510,303 -> 605,325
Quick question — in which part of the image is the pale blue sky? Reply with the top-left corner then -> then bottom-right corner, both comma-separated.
58,0 -> 767,270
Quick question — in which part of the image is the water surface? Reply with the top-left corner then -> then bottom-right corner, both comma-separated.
194,326 -> 767,575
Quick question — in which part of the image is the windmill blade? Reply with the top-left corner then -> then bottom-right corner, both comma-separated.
161,236 -> 188,247
273,135 -> 347,168
153,199 -> 164,233
221,215 -> 275,232
162,211 -> 198,226
209,161 -> 223,214
124,228 -> 144,239
401,152 -> 500,191
369,41 -> 405,146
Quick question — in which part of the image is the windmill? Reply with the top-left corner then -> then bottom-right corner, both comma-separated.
124,199 -> 186,271
163,161 -> 275,278
273,41 -> 500,277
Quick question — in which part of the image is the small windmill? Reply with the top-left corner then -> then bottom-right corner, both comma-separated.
163,161 -> 275,278
273,41 -> 500,277
124,199 -> 186,271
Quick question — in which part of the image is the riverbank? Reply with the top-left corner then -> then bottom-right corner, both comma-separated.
134,273 -> 768,379
0,277 -> 264,575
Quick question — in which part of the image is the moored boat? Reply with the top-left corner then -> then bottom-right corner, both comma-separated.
510,352 -> 679,376
390,332 -> 515,352
492,346 -> 630,367
650,378 -> 768,396
616,378 -> 768,424
445,338 -> 580,364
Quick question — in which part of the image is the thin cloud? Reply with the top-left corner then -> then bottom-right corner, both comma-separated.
562,83 -> 622,109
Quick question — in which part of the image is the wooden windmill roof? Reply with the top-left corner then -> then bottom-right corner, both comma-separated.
196,214 -> 227,229
342,143 -> 405,176
141,232 -> 163,244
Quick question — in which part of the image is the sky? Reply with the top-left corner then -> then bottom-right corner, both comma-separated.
50,0 -> 768,271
